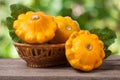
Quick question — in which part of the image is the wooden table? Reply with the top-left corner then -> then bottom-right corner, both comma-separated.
0,56 -> 120,80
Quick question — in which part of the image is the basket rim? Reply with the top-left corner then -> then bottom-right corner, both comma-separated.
13,42 -> 65,48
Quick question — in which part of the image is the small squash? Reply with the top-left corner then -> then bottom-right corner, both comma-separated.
65,30 -> 105,71
13,11 -> 57,44
49,16 -> 80,43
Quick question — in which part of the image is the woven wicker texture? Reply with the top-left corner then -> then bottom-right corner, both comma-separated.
14,43 -> 67,67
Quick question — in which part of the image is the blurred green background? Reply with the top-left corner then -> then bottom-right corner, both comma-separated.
0,0 -> 120,58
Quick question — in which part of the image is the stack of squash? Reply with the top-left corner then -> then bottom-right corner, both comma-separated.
12,11 -> 105,71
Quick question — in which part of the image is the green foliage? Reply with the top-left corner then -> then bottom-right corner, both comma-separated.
10,4 -> 33,19
6,17 -> 15,30
6,4 -> 33,42
59,8 -> 72,17
6,17 -> 22,42
90,27 -> 117,58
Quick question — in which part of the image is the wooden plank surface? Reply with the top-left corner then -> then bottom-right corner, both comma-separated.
0,55 -> 120,80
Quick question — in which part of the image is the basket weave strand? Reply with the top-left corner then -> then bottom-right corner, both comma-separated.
14,43 -> 67,67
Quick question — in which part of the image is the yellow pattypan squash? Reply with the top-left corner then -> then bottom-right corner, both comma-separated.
65,30 -> 105,71
49,16 -> 80,43
13,11 -> 57,44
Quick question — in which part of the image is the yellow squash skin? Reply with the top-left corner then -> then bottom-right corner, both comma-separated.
49,16 -> 80,43
13,11 -> 57,44
65,30 -> 105,71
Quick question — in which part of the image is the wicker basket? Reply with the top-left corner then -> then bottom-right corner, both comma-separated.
14,42 -> 67,68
